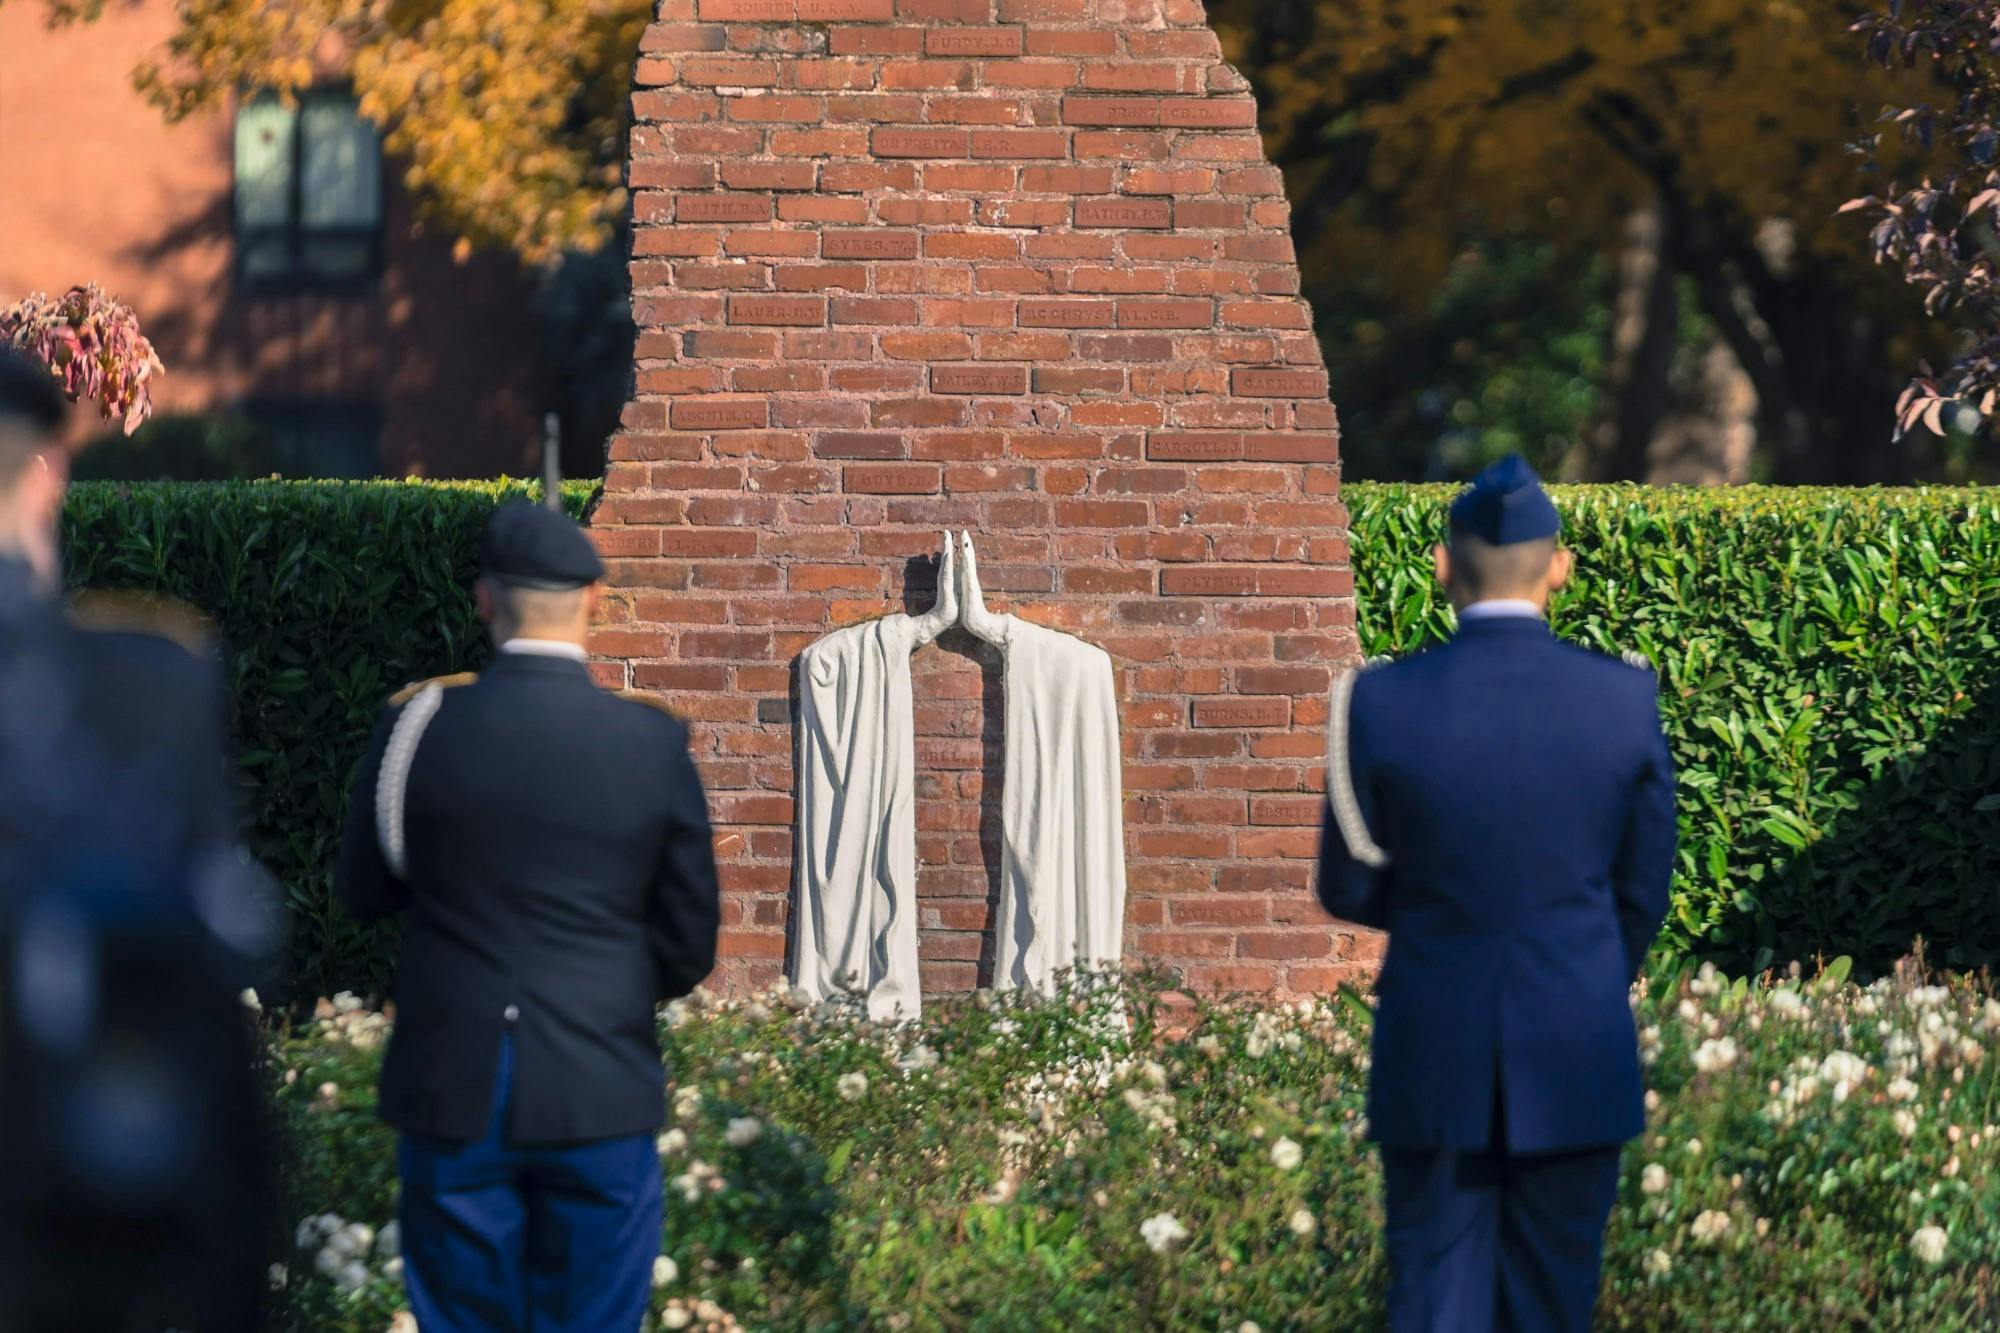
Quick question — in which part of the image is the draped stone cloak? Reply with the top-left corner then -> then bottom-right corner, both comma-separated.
790,615 -> 924,1021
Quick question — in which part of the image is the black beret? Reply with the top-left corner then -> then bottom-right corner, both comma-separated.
0,347 -> 68,434
1448,453 -> 1561,545
480,501 -> 605,590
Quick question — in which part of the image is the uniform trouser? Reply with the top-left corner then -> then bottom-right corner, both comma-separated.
397,1034 -> 662,1333
1380,1141 -> 1622,1333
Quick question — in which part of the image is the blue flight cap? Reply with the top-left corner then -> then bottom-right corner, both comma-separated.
480,501 -> 605,590
1448,453 -> 1561,545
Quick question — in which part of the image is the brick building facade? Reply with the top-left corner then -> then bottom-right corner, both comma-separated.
591,0 -> 1371,998
0,0 -> 542,477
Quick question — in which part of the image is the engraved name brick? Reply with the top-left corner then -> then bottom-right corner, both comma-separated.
1019,299 -> 1116,329
933,364 -> 1029,395
873,128 -> 970,158
1120,299 -> 1212,328
671,399 -> 768,431
1160,99 -> 1259,129
1075,198 -> 1173,229
926,28 -> 1024,57
1062,97 -> 1162,127
729,295 -> 826,326
697,0 -> 792,18
823,230 -> 921,260
1233,367 -> 1331,398
1193,697 -> 1290,729
798,0 -> 892,18
676,193 -> 774,224
1148,433 -> 1244,461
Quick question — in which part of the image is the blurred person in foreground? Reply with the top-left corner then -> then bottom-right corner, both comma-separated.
1316,455 -> 1676,1331
0,347 -> 278,1331
337,501 -> 721,1333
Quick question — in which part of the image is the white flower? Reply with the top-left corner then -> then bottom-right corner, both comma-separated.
1640,1163 -> 1669,1195
1894,1109 -> 1919,1139
336,1260 -> 370,1293
375,1221 -> 400,1261
1768,988 -> 1805,1016
1644,1089 -> 1661,1113
1644,1247 -> 1672,1277
240,988 -> 262,1013
661,1306 -> 693,1331
1140,1212 -> 1189,1254
900,1044 -> 940,1073
387,1313 -> 418,1333
1239,1323 -> 1263,1333
837,1072 -> 869,1101
342,1222 -> 375,1254
1888,1076 -> 1920,1103
1909,986 -> 1950,1010
266,1263 -> 288,1291
724,1117 -> 763,1148
672,1086 -> 703,1121
1910,1225 -> 1949,1265
1270,1137 -> 1303,1171
1691,1037 -> 1738,1073
1195,1035 -> 1223,1060
653,1255 -> 678,1288
1686,1138 -> 1703,1156
1690,1210 -> 1731,1245
1820,1050 -> 1868,1088
1287,1208 -> 1316,1237
333,991 -> 364,1014
657,1129 -> 689,1156
384,1257 -> 404,1283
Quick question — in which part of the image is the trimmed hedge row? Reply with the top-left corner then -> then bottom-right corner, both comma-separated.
1352,485 -> 2000,973
62,481 -> 594,1001
60,481 -> 2000,995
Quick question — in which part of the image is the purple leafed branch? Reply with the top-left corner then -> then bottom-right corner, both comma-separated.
0,285 -> 164,436
1849,1 -> 2000,433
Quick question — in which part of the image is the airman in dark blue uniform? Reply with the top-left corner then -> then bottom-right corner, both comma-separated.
1318,455 -> 1677,1331
338,501 -> 720,1333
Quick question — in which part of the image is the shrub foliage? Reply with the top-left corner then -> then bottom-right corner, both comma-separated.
268,967 -> 2000,1331
59,481 -> 2000,991
1352,485 -> 2000,973
61,480 -> 593,1000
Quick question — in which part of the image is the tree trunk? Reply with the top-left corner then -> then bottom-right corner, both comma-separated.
1565,199 -> 1678,481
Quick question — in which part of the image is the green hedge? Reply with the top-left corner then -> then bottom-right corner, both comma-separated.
59,481 -> 2000,994
62,481 -> 594,1001
1351,485 -> 2000,973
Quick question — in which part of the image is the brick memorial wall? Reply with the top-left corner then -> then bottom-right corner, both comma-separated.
592,0 -> 1370,999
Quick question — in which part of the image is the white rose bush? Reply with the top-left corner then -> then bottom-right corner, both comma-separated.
265,959 -> 2000,1330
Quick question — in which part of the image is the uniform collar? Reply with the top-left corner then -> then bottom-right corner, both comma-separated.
1456,599 -> 1545,622
498,637 -> 588,662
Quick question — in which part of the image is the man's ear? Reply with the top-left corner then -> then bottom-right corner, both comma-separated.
1432,543 -> 1451,589
581,581 -> 604,624
28,448 -> 67,523
473,577 -> 497,625
1548,548 -> 1574,592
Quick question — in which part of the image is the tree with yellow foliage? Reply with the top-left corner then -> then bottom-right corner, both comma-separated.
1210,0 -> 1956,482
26,0 -> 647,267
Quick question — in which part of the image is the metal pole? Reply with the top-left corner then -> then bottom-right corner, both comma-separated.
541,412 -> 562,512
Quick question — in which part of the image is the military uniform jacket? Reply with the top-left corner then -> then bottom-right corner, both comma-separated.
337,651 -> 721,1145
1317,616 -> 1676,1154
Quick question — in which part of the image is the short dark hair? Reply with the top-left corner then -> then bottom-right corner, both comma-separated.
0,349 -> 67,436
1445,526 -> 1558,600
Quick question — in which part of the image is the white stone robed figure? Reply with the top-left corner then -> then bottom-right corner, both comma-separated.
789,533 -> 1128,1019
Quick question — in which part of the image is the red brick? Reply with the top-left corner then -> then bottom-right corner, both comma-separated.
926,27 -> 1024,56
612,0 -> 1354,1006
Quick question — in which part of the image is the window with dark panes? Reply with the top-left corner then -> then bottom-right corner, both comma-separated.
233,91 -> 383,289
244,399 -> 382,477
